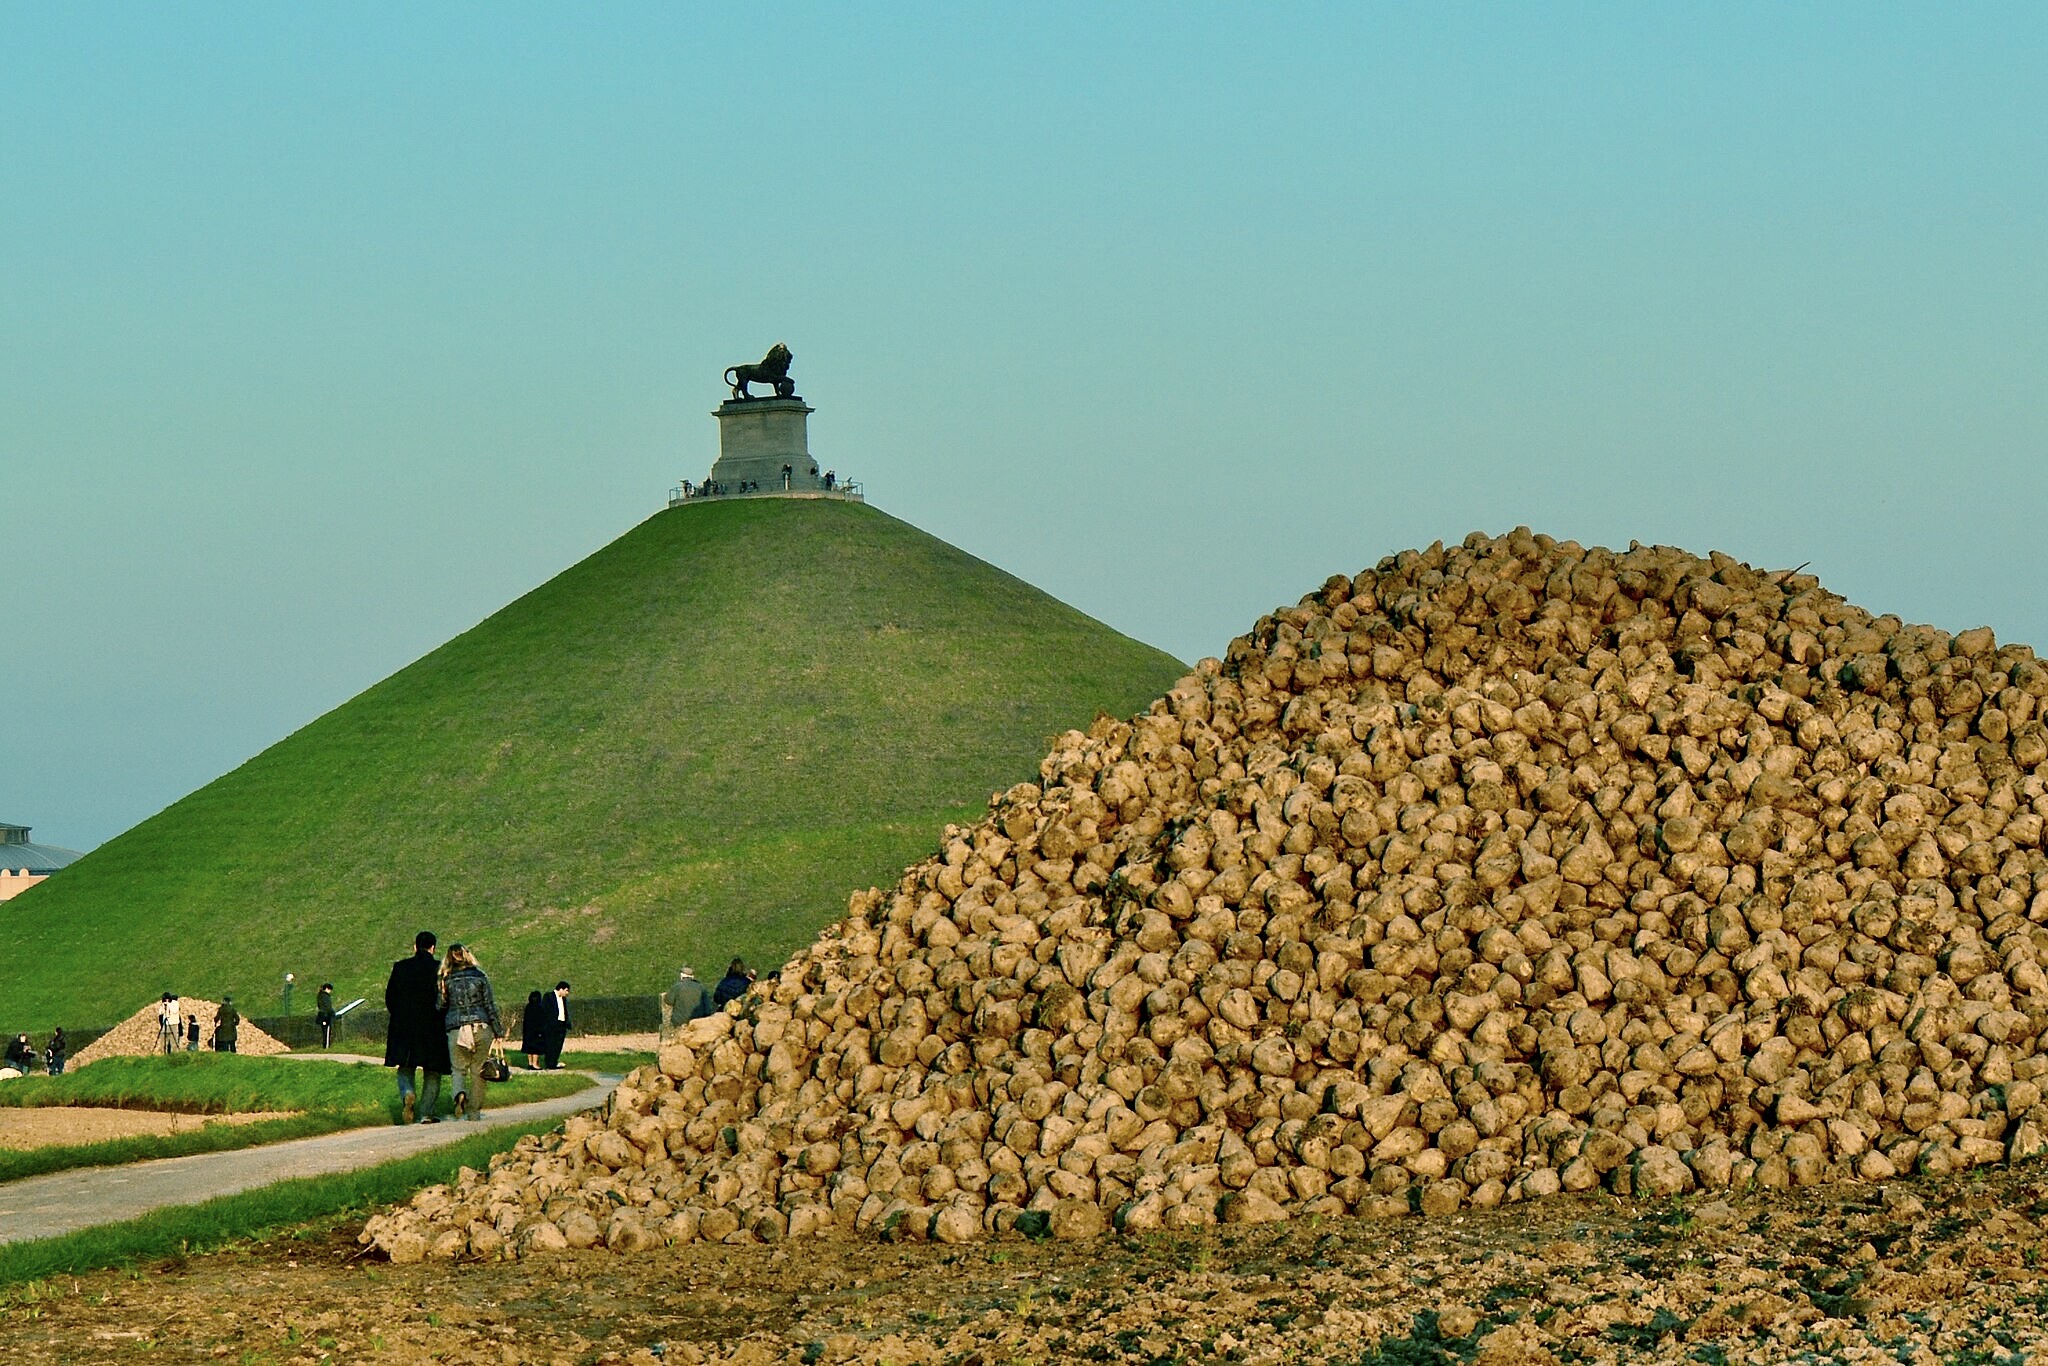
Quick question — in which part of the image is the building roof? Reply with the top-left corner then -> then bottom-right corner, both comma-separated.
0,825 -> 85,876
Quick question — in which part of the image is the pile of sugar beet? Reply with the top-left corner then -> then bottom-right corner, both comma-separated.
366,528 -> 2048,1262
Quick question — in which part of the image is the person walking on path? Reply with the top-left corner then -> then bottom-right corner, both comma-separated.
439,943 -> 502,1121
539,981 -> 571,1069
385,931 -> 450,1125
520,990 -> 547,1069
713,959 -> 755,1008
214,997 -> 240,1052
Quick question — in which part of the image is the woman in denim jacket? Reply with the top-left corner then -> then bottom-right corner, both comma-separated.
439,943 -> 504,1120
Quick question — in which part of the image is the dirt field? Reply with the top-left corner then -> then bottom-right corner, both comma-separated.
3,1160 -> 2047,1363
562,1034 -> 658,1055
0,1108 -> 296,1150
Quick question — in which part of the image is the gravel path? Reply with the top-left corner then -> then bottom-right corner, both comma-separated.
0,1073 -> 614,1246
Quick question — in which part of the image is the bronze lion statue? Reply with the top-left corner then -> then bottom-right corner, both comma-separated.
724,343 -> 795,399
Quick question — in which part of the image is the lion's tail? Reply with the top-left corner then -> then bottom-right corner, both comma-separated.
723,366 -> 740,386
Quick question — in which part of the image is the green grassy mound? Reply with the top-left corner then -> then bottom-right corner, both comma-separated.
11,500 -> 1183,1030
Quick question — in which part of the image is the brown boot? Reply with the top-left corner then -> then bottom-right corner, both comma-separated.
401,1092 -> 415,1125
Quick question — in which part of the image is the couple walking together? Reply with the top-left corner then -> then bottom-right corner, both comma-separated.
384,931 -> 503,1123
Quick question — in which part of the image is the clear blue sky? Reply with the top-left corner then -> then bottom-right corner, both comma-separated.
6,6 -> 2044,850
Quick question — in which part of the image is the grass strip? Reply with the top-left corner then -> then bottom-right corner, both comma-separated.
552,1050 -> 656,1074
0,1054 -> 397,1115
0,1118 -> 560,1291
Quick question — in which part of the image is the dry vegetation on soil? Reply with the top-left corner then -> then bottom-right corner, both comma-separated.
8,1160 -> 2048,1362
0,1108 -> 294,1149
369,529 -> 2048,1267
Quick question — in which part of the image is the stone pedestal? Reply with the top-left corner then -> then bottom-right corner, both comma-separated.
709,398 -> 821,492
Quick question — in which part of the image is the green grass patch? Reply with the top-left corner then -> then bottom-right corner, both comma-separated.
0,1054 -> 401,1115
8,500 -> 1185,1030
0,1118 -> 560,1290
551,1050 -> 655,1074
0,1055 -> 589,1183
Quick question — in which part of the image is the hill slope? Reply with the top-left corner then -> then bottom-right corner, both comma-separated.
12,500 -> 1184,1029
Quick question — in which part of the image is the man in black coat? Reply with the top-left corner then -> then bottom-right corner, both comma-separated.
384,930 -> 450,1123
539,980 -> 572,1069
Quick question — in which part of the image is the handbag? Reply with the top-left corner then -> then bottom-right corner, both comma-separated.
482,1040 -> 511,1083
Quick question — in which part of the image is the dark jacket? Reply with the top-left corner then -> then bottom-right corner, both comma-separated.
539,990 -> 571,1049
665,974 -> 712,1024
521,992 -> 546,1051
441,965 -> 502,1035
384,950 -> 451,1072
712,971 -> 752,1007
215,1002 -> 240,1045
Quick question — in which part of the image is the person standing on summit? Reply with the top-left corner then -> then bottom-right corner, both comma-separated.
385,931 -> 450,1124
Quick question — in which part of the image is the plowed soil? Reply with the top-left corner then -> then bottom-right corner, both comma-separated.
0,1108 -> 294,1150
3,1162 -> 2047,1363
